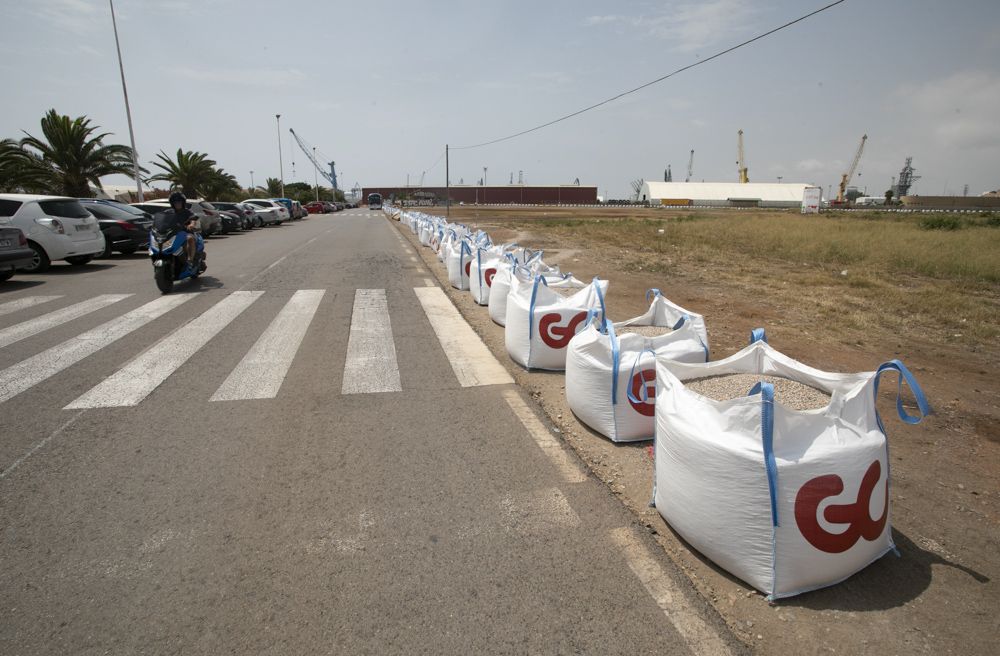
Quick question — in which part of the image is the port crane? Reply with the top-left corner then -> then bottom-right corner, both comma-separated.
685,150 -> 694,183
836,134 -> 867,203
288,128 -> 338,192
737,130 -> 749,183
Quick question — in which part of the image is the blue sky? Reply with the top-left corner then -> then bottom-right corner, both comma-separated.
3,0 -> 999,198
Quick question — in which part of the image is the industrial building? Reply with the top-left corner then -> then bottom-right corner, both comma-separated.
362,185 -> 598,205
638,181 -> 814,208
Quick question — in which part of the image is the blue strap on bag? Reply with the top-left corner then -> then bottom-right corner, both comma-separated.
873,360 -> 932,433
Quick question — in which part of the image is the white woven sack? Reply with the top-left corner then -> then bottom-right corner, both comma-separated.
446,239 -> 473,290
505,275 -> 609,370
489,263 -> 576,326
469,249 -> 505,305
565,292 -> 709,442
653,332 -> 930,600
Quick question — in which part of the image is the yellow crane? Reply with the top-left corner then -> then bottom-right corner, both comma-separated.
837,134 -> 867,204
737,130 -> 749,183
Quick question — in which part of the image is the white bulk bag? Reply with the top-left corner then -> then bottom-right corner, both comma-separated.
565,292 -> 709,442
653,334 -> 931,600
446,239 -> 473,290
469,249 -> 505,306
489,258 -> 568,326
505,275 -> 609,370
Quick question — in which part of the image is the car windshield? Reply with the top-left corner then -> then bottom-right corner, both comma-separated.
213,203 -> 237,210
39,199 -> 91,219
247,201 -> 269,208
98,202 -> 147,217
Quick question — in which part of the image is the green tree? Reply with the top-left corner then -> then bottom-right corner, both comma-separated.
200,168 -> 242,201
264,177 -> 283,196
0,138 -> 33,192
148,149 -> 220,198
17,109 -> 141,197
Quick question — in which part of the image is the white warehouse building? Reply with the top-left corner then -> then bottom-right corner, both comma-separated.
639,181 -> 816,208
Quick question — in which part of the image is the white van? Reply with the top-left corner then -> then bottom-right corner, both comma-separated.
0,194 -> 106,272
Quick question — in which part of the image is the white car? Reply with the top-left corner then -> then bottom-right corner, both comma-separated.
0,194 -> 106,272
243,199 -> 290,223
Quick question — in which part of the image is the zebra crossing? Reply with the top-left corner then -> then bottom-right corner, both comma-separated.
0,287 -> 510,409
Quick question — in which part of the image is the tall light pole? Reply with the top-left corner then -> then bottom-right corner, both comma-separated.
312,147 -> 319,201
250,170 -> 255,190
109,0 -> 143,201
275,114 -> 284,197
483,166 -> 487,204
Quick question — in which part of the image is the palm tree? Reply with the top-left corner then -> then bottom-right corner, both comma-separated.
200,168 -> 242,201
0,138 -> 31,192
264,177 -> 283,196
148,149 -> 220,198
18,109 -> 141,197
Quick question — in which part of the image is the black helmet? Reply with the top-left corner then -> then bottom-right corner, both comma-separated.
169,191 -> 187,206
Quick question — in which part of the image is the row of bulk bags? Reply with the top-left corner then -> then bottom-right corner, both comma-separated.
652,333 -> 930,600
505,274 -> 608,371
565,290 -> 710,442
468,244 -> 531,306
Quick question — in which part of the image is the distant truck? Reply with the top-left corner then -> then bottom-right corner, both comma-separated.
367,193 -> 383,210
854,196 -> 886,207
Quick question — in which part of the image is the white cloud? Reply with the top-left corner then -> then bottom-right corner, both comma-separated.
796,158 -> 826,172
900,70 -> 1000,150
30,0 -> 103,35
163,66 -> 306,87
584,1 -> 758,52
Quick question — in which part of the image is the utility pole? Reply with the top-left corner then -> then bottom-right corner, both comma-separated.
312,147 -> 319,201
445,144 -> 450,217
275,114 -> 284,197
250,170 -> 254,189
483,166 -> 487,204
109,0 -> 143,201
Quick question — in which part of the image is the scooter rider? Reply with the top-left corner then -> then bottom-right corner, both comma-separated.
161,191 -> 200,273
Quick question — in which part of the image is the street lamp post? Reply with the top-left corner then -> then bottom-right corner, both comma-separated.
777,176 -> 783,184
250,170 -> 254,190
109,0 -> 143,201
276,114 -> 284,197
483,166 -> 487,204
313,147 -> 319,201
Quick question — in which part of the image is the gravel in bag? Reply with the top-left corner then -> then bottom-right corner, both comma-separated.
617,325 -> 671,338
684,374 -> 831,411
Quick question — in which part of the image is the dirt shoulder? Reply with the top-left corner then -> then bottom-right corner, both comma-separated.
392,206 -> 999,655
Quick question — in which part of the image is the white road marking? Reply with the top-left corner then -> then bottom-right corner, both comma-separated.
0,295 -> 62,317
211,289 -> 325,401
0,295 -> 191,404
264,254 -> 288,272
610,527 -> 734,656
422,278 -> 435,287
0,294 -> 131,350
341,289 -> 402,394
66,291 -> 263,409
414,287 -> 513,387
501,389 -> 586,483
0,410 -> 85,480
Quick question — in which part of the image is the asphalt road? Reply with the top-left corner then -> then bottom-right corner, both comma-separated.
0,211 -> 739,654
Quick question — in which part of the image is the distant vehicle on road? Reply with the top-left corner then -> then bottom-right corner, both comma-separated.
0,225 -> 33,281
367,193 -> 382,210
0,194 -> 106,272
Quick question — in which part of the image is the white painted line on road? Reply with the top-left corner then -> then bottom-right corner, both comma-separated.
610,527 -> 734,656
0,296 -> 62,317
240,227 -> 337,290
414,287 -> 513,388
422,278 -> 435,287
341,289 -> 402,394
211,289 -> 325,401
66,291 -> 263,409
502,390 -> 586,483
0,295 -> 191,404
0,294 -> 132,350
0,410 -> 85,480
264,254 -> 288,272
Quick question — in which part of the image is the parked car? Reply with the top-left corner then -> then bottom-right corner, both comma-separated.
271,197 -> 297,220
132,198 -> 222,235
0,194 -> 106,272
334,202 -> 346,211
0,225 -> 33,281
211,202 -> 256,230
304,201 -> 326,214
239,201 -> 280,226
243,199 -> 289,223
216,210 -> 240,234
79,198 -> 153,256
291,200 -> 307,219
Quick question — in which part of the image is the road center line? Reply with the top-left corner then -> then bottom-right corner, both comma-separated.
501,389 -> 586,483
341,289 -> 402,394
414,287 -> 513,388
0,410 -> 86,481
610,527 -> 734,656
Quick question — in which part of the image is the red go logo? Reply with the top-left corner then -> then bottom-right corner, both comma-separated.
628,369 -> 656,416
484,268 -> 497,287
464,262 -> 471,278
538,311 -> 587,349
794,460 -> 888,554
